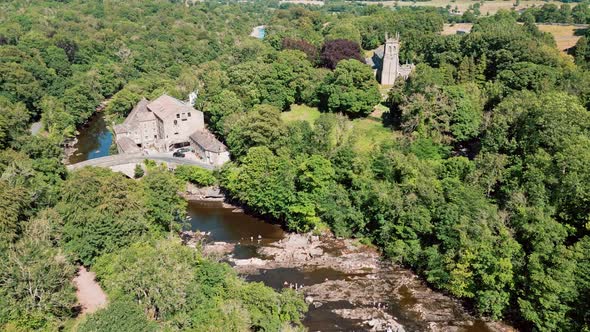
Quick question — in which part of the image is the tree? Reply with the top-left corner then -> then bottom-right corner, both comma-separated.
93,239 -> 306,330
0,229 -> 77,330
320,39 -> 364,70
78,298 -> 158,332
203,89 -> 243,134
133,164 -> 144,179
141,169 -> 187,233
282,38 -> 318,63
57,168 -> 151,265
224,105 -> 287,158
174,165 -> 216,187
319,59 -> 381,117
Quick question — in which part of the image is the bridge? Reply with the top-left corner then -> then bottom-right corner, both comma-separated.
67,153 -> 216,177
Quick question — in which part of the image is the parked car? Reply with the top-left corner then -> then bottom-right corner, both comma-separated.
173,151 -> 185,158
177,147 -> 192,153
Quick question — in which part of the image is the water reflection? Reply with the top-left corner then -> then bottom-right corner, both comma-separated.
187,200 -> 283,243
68,112 -> 112,164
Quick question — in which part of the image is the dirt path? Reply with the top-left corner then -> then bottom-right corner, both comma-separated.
73,266 -> 108,314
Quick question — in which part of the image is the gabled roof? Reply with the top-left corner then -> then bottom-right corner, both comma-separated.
124,98 -> 154,123
147,94 -> 195,120
189,130 -> 227,153
116,137 -> 141,154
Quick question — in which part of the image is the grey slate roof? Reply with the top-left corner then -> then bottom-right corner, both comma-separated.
147,94 -> 195,120
116,137 -> 141,154
189,130 -> 227,153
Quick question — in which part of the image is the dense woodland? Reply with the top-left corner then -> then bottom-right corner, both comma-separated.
1,0 -> 589,331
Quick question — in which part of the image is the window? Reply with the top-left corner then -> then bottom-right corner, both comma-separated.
174,120 -> 177,125
145,136 -> 148,139
174,132 -> 179,135
176,114 -> 180,118
188,112 -> 191,117
154,135 -> 157,139
182,118 -> 187,121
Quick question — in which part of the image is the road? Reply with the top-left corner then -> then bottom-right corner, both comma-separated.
66,153 -> 217,171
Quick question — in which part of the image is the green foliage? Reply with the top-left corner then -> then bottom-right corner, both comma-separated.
78,298 -> 158,332
2,1 -> 590,330
57,167 -> 151,265
0,221 -> 77,330
133,164 -> 144,179
141,169 -> 187,233
94,239 -> 306,330
224,104 -> 287,158
174,165 -> 216,187
319,59 -> 381,117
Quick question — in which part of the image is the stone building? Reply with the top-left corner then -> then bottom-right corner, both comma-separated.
366,33 -> 415,85
114,94 -> 229,166
189,130 -> 230,166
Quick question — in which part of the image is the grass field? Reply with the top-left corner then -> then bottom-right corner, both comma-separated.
282,104 -> 322,124
371,0 -> 565,15
351,117 -> 396,153
537,24 -> 586,51
282,105 -> 396,154
442,23 -> 585,52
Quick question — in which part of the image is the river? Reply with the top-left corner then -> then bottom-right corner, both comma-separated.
71,116 -> 503,332
187,201 -> 499,332
67,112 -> 112,164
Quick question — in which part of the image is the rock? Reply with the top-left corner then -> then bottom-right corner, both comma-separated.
203,241 -> 235,256
231,257 -> 267,267
305,296 -> 314,304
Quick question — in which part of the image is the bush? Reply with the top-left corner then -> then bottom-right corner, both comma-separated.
78,298 -> 158,332
133,164 -> 144,179
174,165 -> 217,187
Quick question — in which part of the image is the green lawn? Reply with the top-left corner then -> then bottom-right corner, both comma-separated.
281,104 -> 322,124
351,117 -> 396,154
282,104 -> 396,154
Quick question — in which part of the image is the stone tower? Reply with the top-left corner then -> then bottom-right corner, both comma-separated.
380,32 -> 400,85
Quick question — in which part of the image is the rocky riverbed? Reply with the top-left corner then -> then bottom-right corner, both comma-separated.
228,233 -> 514,332
183,200 -> 515,332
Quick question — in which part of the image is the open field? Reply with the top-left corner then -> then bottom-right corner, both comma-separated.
282,105 -> 397,153
443,23 -> 586,51
365,0 -> 565,15
351,117 -> 397,153
537,24 -> 586,51
282,104 -> 322,124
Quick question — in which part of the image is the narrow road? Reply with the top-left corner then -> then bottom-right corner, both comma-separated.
66,153 -> 217,171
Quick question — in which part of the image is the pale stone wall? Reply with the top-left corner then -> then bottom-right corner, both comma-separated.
161,109 -> 204,150
191,141 -> 230,166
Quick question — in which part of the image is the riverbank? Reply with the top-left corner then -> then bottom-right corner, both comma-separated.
185,199 -> 515,332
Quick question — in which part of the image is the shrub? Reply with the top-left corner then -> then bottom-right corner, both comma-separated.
174,165 -> 217,187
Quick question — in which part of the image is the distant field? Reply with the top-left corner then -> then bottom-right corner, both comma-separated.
363,0 -> 565,15
443,23 -> 586,52
537,24 -> 585,51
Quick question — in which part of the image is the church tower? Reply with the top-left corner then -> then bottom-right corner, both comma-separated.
380,32 -> 400,85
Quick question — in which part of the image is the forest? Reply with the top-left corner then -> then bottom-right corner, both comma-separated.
0,0 -> 589,331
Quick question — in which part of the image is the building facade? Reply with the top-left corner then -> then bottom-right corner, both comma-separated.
366,33 -> 415,85
114,94 -> 229,166
189,130 -> 230,166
